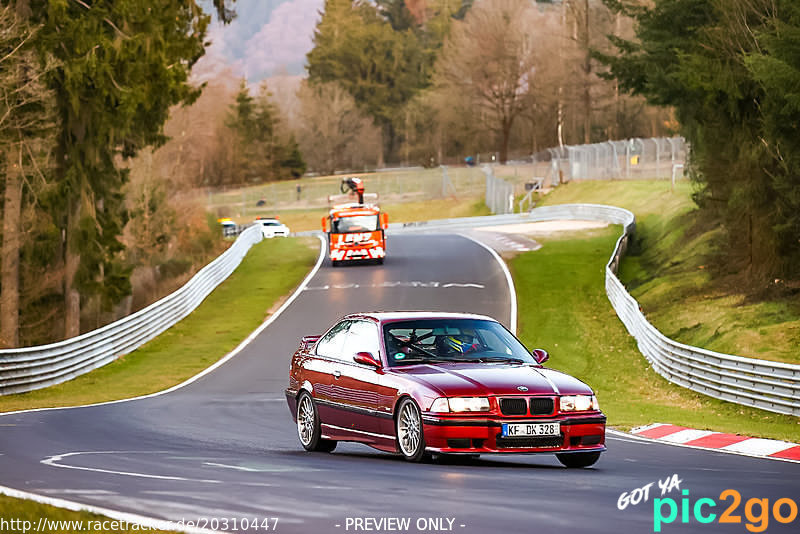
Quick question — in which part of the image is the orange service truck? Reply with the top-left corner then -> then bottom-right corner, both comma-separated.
322,178 -> 389,266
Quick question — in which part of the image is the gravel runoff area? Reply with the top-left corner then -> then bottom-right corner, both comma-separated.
476,220 -> 610,235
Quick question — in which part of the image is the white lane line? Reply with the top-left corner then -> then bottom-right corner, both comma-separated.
460,234 -> 518,334
304,281 -> 486,291
202,462 -> 262,472
606,429 -> 800,464
1,234 -> 326,418
0,484 -> 223,534
1,239 -> 326,531
41,451 -> 222,484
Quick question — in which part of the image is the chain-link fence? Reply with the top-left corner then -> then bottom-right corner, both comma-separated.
205,137 -> 687,219
540,137 -> 687,185
484,165 -> 515,214
206,166 -> 487,219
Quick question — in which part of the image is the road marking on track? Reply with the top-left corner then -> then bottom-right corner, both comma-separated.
607,428 -> 800,463
203,462 -> 262,472
0,484 -> 223,534
659,429 -> 714,444
459,234 -> 518,334
304,281 -> 485,291
41,451 -> 224,483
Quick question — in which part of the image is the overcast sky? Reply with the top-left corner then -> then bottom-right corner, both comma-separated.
199,0 -> 324,81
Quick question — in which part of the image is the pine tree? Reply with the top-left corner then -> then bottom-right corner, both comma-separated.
0,6 -> 57,347
307,0 -> 464,163
280,136 -> 307,180
600,0 -> 800,285
24,0 -> 220,337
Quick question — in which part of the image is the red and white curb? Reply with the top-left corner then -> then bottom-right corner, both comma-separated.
629,423 -> 800,462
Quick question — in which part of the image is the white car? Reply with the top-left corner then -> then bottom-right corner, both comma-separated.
255,217 -> 290,238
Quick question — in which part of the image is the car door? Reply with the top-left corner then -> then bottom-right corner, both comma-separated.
310,320 -> 352,423
324,320 -> 388,439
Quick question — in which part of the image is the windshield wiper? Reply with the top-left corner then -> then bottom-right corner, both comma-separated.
476,356 -> 526,364
395,357 -> 439,365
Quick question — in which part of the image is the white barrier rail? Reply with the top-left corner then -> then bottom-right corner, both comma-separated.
0,225 -> 263,395
389,204 -> 800,417
5,204 -> 798,416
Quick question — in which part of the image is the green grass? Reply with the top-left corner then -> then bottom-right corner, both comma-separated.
540,179 -> 800,364
511,228 -> 800,441
207,166 -> 487,219
0,237 -> 319,414
539,178 -> 695,217
0,495 -> 176,533
242,196 -> 490,233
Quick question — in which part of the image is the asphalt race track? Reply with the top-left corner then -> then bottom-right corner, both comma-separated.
1,234 -> 798,533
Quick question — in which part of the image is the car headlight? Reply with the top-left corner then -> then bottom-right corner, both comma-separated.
429,397 -> 490,413
560,395 -> 599,412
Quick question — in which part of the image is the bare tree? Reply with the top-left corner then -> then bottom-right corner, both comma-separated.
295,81 -> 381,174
0,6 -> 57,348
434,0 -> 540,163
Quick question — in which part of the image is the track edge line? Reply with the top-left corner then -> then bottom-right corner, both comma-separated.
0,484 -> 226,534
0,235 -> 326,418
459,233 -> 518,334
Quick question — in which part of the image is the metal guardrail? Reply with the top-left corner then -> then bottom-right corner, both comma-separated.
0,225 -> 263,395
390,204 -> 800,417
4,204 -> 797,416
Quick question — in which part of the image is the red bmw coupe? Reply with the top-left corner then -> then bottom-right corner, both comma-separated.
285,312 -> 606,466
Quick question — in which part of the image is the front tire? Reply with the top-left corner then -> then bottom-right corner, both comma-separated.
296,392 -> 337,452
396,398 -> 428,462
556,451 -> 601,468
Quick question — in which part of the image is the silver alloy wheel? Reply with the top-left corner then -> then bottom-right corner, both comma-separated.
297,395 -> 315,446
397,402 -> 421,456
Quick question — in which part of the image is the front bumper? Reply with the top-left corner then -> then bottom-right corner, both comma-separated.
263,230 -> 289,238
421,413 -> 606,454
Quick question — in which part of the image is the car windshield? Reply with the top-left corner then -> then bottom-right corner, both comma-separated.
332,215 -> 379,233
383,319 -> 535,367
260,220 -> 281,226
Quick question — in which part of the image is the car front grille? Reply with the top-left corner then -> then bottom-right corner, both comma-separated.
529,397 -> 554,415
499,398 -> 527,415
496,434 -> 565,449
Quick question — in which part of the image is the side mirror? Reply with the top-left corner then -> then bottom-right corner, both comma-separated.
354,352 -> 382,369
380,212 -> 389,230
321,216 -> 329,233
532,348 -> 549,364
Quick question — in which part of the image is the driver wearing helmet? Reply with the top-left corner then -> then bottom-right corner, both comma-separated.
436,334 -> 479,356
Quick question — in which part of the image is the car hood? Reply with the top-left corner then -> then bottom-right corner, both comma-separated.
394,363 -> 594,397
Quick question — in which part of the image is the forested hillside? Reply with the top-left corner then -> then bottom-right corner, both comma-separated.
5,0 -> 794,349
600,0 -> 800,289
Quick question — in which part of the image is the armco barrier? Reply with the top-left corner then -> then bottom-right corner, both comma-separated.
388,204 -> 800,417
4,205 -> 798,416
0,225 -> 263,395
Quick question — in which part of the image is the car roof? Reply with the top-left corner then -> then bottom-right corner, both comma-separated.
342,311 -> 497,324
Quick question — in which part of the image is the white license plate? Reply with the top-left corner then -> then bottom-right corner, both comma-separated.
502,422 -> 560,437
